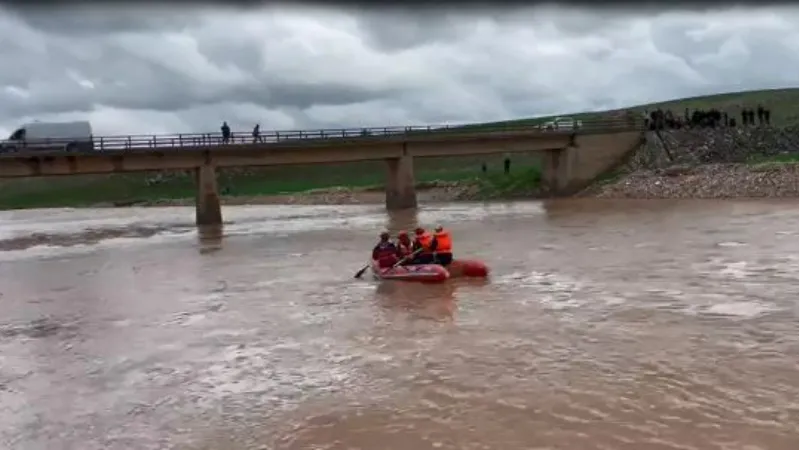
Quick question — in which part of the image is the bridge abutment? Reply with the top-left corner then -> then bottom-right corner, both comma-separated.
195,163 -> 223,226
385,153 -> 418,210
541,147 -> 576,193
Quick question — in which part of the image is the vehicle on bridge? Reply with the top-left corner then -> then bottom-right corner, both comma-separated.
540,116 -> 583,131
0,121 -> 94,153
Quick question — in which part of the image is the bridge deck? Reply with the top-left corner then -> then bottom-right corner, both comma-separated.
0,116 -> 641,157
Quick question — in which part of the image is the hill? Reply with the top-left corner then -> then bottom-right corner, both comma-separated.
459,87 -> 798,130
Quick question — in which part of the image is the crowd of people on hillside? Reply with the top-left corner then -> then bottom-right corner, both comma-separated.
643,105 -> 773,131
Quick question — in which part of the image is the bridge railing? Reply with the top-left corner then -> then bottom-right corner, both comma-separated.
0,115 -> 643,154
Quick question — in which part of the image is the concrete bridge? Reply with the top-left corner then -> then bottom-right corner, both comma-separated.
0,117 -> 644,226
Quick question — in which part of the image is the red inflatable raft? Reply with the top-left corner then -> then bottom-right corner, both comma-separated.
370,258 -> 489,283
446,259 -> 490,279
371,260 -> 450,283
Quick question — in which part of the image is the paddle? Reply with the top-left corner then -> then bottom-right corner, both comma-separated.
354,263 -> 370,279
392,248 -> 422,268
354,248 -> 421,279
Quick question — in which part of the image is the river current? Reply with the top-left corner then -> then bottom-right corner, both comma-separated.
0,199 -> 796,450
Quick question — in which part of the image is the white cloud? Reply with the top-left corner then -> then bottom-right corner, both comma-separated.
0,5 -> 796,138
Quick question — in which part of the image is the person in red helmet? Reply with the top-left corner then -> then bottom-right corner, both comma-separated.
372,231 -> 399,268
412,227 -> 438,264
395,230 -> 413,259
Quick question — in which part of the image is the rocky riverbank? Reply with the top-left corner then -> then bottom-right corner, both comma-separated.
584,163 -> 798,199
583,125 -> 798,199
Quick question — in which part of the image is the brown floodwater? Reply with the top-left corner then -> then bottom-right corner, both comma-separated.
0,199 -> 797,450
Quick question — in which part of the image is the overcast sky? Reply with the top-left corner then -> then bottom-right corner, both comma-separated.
0,4 -> 797,137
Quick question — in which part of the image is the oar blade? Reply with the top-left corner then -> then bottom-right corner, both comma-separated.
354,264 -> 369,279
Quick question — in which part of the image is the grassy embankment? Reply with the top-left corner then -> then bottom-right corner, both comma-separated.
0,87 -> 796,209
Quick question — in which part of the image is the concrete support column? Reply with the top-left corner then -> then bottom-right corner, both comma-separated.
195,163 -> 223,226
540,147 -> 576,194
385,153 -> 417,210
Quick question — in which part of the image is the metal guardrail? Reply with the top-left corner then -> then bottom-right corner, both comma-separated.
0,116 -> 642,154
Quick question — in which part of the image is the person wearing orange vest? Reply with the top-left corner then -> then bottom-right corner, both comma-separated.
432,225 -> 453,266
395,230 -> 414,259
411,227 -> 437,264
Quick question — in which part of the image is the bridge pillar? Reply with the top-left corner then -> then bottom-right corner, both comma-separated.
541,147 -> 576,193
195,163 -> 223,226
385,153 -> 417,210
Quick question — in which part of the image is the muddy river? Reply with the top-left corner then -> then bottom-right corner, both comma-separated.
0,199 -> 796,450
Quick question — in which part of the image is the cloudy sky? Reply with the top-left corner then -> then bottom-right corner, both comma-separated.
0,4 -> 797,137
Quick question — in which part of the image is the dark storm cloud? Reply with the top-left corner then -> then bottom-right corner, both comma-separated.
0,4 -> 796,136
354,10 -> 475,52
0,5 -> 407,128
4,5 -> 198,35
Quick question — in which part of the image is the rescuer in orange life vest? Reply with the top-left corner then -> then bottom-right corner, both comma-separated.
395,231 -> 414,260
432,225 -> 453,266
372,231 -> 399,268
412,227 -> 438,264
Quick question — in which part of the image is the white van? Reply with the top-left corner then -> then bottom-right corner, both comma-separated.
0,121 -> 94,153
539,116 -> 583,131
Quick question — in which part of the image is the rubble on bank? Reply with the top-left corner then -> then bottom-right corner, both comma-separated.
585,125 -> 799,199
587,163 -> 798,199
630,124 -> 797,168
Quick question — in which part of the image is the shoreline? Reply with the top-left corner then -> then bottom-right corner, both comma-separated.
0,162 -> 796,211
78,178 -> 542,208
119,162 -> 800,207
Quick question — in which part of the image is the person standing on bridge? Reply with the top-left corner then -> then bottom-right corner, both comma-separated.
221,121 -> 231,144
252,124 -> 263,143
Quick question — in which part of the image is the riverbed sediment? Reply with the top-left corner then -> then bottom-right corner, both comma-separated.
582,162 -> 798,199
